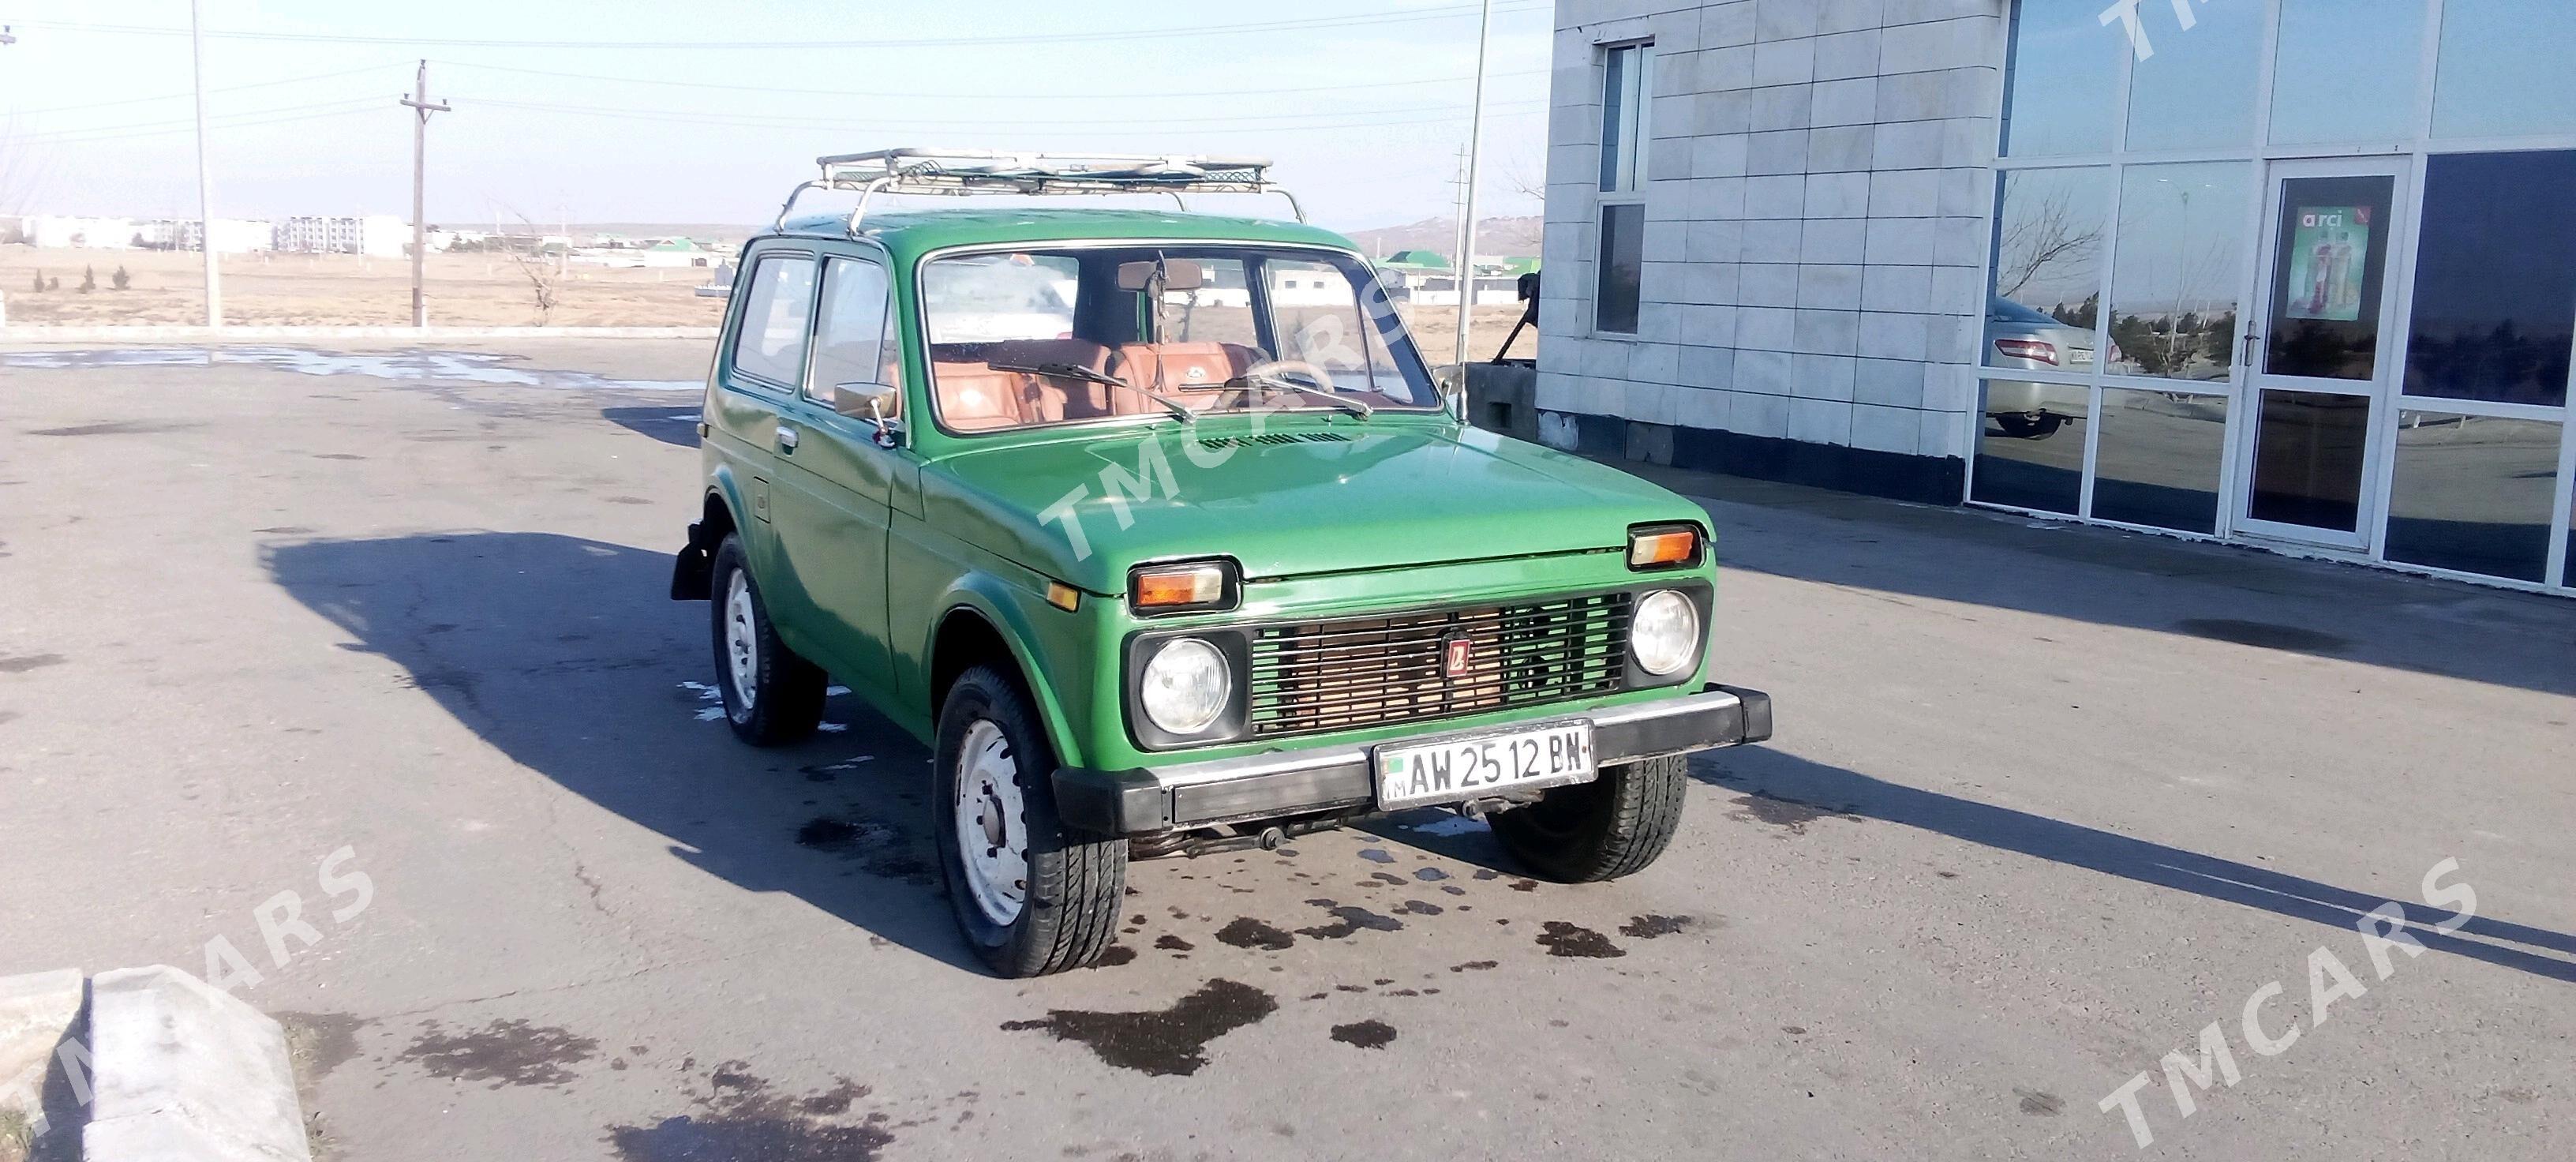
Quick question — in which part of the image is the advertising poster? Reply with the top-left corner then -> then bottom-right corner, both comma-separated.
2286,204 -> 2371,322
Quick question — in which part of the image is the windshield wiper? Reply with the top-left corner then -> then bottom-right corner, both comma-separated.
1238,369 -> 1372,420
989,362 -> 1194,425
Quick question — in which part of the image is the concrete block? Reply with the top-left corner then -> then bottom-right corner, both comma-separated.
1624,419 -> 1676,465
0,969 -> 83,1119
84,966 -> 311,1162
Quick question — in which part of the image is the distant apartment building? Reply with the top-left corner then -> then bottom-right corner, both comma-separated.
274,215 -> 407,257
21,215 -> 272,252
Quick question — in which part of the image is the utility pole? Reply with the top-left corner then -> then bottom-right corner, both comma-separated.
400,59 -> 451,328
189,1 -> 220,328
1451,0 -> 1495,368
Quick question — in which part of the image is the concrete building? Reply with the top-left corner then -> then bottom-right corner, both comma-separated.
1536,0 -> 2576,596
26,216 -> 140,249
275,215 -> 406,257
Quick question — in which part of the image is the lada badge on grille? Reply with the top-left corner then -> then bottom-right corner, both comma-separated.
1442,634 -> 1475,679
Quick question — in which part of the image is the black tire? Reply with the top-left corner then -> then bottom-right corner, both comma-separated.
708,534 -> 826,747
933,665 -> 1126,976
1492,754 -> 1687,883
1994,414 -> 2065,439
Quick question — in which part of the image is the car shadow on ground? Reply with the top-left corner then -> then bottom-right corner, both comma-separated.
262,530 -> 979,970
601,405 -> 701,448
1690,747 -> 2576,984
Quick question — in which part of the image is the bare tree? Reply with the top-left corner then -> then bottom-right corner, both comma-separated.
1993,175 -> 2103,304
498,206 -> 561,325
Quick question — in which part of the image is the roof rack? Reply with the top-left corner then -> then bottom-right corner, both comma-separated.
771,148 -> 1305,234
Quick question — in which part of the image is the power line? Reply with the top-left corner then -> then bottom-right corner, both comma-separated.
0,4 -> 1548,50
434,58 -> 1549,103
466,95 -> 1549,132
2,61 -> 406,117
463,97 -> 1545,138
14,100 -> 384,144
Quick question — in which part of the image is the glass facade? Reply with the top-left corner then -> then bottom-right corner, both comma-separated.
2385,414 -> 2563,583
2095,389 -> 2227,534
1983,1 -> 2576,593
2106,163 -> 2252,382
2271,0 -> 2425,145
1972,380 -> 2089,515
2432,0 -> 2576,139
2405,152 -> 2576,408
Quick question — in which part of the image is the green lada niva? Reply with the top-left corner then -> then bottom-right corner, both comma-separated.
672,151 -> 1771,976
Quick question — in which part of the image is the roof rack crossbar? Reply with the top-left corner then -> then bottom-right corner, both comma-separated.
774,148 -> 1307,234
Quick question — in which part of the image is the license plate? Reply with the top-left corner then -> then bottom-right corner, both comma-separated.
2070,348 -> 2096,365
1373,721 -> 1596,809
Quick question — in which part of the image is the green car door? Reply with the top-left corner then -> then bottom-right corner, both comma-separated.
765,249 -> 907,703
706,245 -> 815,618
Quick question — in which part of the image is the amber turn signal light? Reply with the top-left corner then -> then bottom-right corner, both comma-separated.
1133,564 -> 1226,609
1627,527 -> 1701,570
1046,582 -> 1081,612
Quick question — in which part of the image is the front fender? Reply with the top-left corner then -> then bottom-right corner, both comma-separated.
927,572 -> 1092,769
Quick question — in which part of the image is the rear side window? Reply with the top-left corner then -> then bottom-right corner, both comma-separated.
732,254 -> 816,388
810,257 -> 894,408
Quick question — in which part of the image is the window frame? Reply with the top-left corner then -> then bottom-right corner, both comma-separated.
724,249 -> 820,395
804,253 -> 899,411
1592,39 -> 1653,339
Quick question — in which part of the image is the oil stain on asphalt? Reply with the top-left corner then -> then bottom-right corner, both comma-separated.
1294,900 -> 1405,940
1537,921 -> 1626,958
0,654 -> 66,673
1215,918 -> 1296,951
1727,791 -> 1861,834
795,815 -> 938,886
1619,914 -> 1696,939
608,1063 -> 894,1161
1331,1020 -> 1398,1050
399,1018 -> 601,1088
1000,979 -> 1279,1077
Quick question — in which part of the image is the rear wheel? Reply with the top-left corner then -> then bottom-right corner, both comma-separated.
1492,754 -> 1687,883
709,535 -> 826,747
933,665 -> 1126,976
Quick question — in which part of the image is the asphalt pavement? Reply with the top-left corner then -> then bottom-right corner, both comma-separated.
2,340 -> 2570,1160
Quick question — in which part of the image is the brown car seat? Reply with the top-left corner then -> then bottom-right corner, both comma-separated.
1106,343 -> 1260,411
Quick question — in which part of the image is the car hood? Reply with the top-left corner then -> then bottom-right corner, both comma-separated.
924,420 -> 1706,592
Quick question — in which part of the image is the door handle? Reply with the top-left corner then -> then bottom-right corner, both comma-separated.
2241,332 -> 2262,365
776,425 -> 799,454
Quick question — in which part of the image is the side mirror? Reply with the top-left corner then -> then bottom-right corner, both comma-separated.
832,384 -> 904,447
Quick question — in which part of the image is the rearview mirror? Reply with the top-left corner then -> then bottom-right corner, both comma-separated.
1118,259 -> 1204,292
832,384 -> 904,446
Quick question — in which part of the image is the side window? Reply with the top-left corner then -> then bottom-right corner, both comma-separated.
809,257 -> 893,410
730,253 -> 816,388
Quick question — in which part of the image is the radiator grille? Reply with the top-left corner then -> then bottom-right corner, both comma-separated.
1246,592 -> 1632,740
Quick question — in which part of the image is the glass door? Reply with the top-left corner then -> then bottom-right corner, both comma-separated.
2235,159 -> 2410,549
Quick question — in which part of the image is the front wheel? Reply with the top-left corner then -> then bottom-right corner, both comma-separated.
1492,754 -> 1687,883
933,666 -> 1126,976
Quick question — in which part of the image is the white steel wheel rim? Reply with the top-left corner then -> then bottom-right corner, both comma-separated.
953,718 -> 1029,927
724,571 -> 758,712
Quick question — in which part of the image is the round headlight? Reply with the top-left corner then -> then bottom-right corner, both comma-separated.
1631,590 -> 1701,677
1141,637 -> 1230,735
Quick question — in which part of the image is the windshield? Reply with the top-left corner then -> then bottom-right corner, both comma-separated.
921,244 -> 1439,433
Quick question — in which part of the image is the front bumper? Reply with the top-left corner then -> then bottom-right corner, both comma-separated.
1054,684 -> 1773,837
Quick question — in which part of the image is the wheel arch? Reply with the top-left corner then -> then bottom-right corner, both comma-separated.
925,581 -> 1084,767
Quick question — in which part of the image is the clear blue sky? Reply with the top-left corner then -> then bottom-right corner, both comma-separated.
0,0 -> 1556,232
